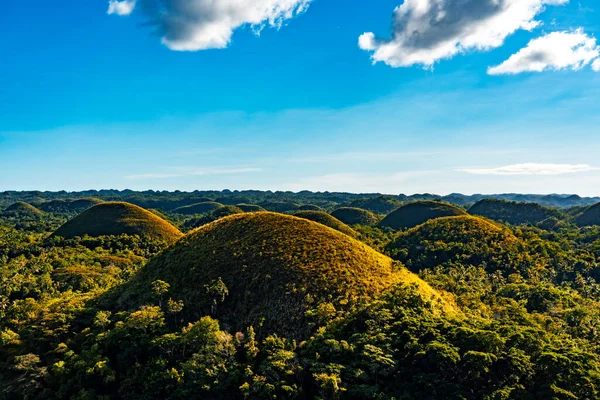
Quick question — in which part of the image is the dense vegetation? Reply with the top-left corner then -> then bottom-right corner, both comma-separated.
331,207 -> 380,226
469,199 -> 564,226
2,190 -> 600,399
378,201 -> 467,230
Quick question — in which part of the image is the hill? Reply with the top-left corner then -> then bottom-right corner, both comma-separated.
173,202 -> 224,215
182,205 -> 245,230
52,202 -> 183,242
258,201 -> 300,213
38,198 -> 103,213
293,210 -> 358,237
345,195 -> 402,214
236,204 -> 266,212
330,207 -> 379,226
386,215 -> 527,274
118,212 -> 445,338
379,201 -> 467,230
575,203 -> 600,226
297,204 -> 325,211
2,202 -> 43,217
468,199 -> 563,225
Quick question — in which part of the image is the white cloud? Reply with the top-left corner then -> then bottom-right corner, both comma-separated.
108,0 -> 311,51
358,0 -> 568,68
593,58 -> 600,72
488,30 -> 600,74
107,0 -> 136,16
126,167 -> 263,180
457,163 -> 599,176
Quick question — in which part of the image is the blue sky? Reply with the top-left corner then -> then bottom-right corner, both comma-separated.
1,0 -> 600,195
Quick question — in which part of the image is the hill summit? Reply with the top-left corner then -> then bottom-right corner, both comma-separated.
118,212 -> 445,338
2,202 -> 43,217
379,201 -> 467,230
294,210 -> 358,237
52,202 -> 182,242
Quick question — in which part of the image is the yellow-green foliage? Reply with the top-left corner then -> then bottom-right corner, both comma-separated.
52,202 -> 183,243
293,210 -> 358,237
3,202 -> 43,216
120,212 -> 446,338
173,202 -> 224,215
379,201 -> 467,230
387,215 -> 526,274
330,207 -> 379,226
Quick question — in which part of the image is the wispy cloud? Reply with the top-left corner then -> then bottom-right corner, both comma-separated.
126,167 -> 263,180
457,163 -> 600,176
107,0 -> 135,16
488,30 -> 600,75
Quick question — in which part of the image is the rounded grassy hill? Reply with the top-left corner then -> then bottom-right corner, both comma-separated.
182,205 -> 245,231
386,215 -> 527,274
236,204 -> 266,212
345,196 -> 402,214
297,204 -> 325,212
330,207 -> 379,226
38,198 -> 103,213
118,212 -> 445,338
575,203 -> 600,227
293,210 -> 358,237
3,202 -> 44,217
173,202 -> 224,215
52,202 -> 183,242
378,201 -> 467,230
468,199 -> 563,226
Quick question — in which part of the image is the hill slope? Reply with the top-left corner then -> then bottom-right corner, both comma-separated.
575,203 -> 600,226
173,202 -> 224,215
379,201 -> 467,230
331,207 -> 379,226
52,202 -> 183,242
345,196 -> 402,214
386,215 -> 527,274
38,198 -> 103,213
469,199 -> 562,225
118,212 -> 445,338
293,210 -> 358,237
2,202 -> 43,217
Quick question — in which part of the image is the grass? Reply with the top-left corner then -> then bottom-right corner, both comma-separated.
3,202 -> 44,216
52,202 -> 183,243
379,201 -> 467,230
118,212 -> 448,338
173,202 -> 224,215
386,215 -> 524,273
468,199 -> 563,225
294,210 -> 358,237
236,204 -> 266,212
330,207 -> 380,226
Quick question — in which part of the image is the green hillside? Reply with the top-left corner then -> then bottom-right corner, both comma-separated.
386,215 -> 527,274
182,205 -> 244,230
345,195 -> 402,214
469,198 -> 563,225
2,201 -> 43,217
118,212 -> 445,338
236,203 -> 266,212
297,204 -> 325,211
38,198 -> 103,213
379,200 -> 467,230
52,202 -> 183,242
258,201 -> 300,213
173,201 -> 224,215
293,210 -> 358,237
331,207 -> 380,226
575,203 -> 600,226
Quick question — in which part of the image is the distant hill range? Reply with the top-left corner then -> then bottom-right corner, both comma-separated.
1,190 -> 598,212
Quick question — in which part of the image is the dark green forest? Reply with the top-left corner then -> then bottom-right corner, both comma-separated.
2,190 -> 600,399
